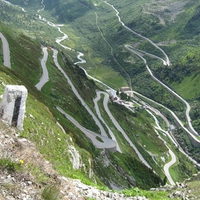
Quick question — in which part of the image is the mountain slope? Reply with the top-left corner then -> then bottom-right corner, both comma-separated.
0,0 -> 200,196
0,23 -> 167,190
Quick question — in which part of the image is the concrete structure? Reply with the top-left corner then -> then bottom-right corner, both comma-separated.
0,85 -> 27,130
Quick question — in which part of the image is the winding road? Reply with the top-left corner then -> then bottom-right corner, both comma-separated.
103,0 -> 199,137
0,32 -> 11,68
57,106 -> 116,150
102,0 -> 170,66
35,47 -> 49,90
93,91 -> 122,152
33,9 -> 151,164
37,0 -> 199,172
126,45 -> 200,142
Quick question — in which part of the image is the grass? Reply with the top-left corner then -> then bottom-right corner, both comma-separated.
42,184 -> 60,200
0,22 -> 42,85
88,65 -> 127,89
110,103 -> 168,155
0,158 -> 22,173
121,187 -> 177,200
22,95 -> 95,182
26,163 -> 50,183
96,136 -> 104,142
168,146 -> 198,183
186,176 -> 200,199
171,74 -> 200,100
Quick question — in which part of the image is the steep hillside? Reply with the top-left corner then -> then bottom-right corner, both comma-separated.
39,0 -> 200,131
0,23 -> 166,191
0,33 -> 194,200
31,0 -> 200,163
0,0 -> 200,198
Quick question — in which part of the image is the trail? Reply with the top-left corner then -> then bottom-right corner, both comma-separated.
35,47 -> 49,90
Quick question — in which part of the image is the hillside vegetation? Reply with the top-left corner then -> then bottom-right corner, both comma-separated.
41,0 -> 200,130
0,0 -> 200,199
0,23 -> 166,190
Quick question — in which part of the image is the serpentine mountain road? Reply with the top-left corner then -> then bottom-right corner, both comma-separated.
0,31 -> 180,183
102,0 -> 170,66
103,0 -> 199,137
0,25 -> 190,185
125,45 -> 200,140
52,49 -> 151,168
56,106 -> 116,150
40,10 -> 196,172
35,47 -> 49,90
33,44 -> 151,166
36,47 -> 151,167
0,32 -> 11,68
93,91 -> 122,152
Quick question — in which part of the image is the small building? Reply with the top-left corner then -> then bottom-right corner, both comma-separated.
120,86 -> 131,93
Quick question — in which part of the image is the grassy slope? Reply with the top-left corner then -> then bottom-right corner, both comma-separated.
0,21 -> 166,190
0,65 -> 98,184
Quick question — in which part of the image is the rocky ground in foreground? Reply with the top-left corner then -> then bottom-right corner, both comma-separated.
0,121 -> 149,200
0,120 -> 199,200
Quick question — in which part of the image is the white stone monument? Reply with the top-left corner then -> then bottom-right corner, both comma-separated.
0,85 -> 28,130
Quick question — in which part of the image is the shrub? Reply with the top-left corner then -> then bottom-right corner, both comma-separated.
41,184 -> 60,200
